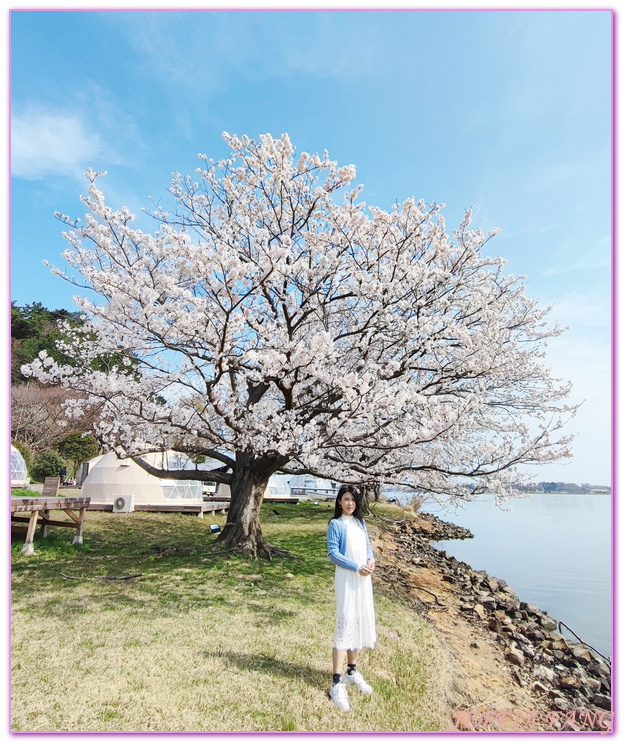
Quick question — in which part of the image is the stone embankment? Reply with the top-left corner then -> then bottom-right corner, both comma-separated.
379,512 -> 611,731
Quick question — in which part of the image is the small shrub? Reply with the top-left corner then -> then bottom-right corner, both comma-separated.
31,450 -> 67,482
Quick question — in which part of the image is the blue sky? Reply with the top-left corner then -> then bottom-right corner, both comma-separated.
9,8 -> 612,485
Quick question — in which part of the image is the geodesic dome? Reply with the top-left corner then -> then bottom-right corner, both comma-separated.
81,450 -> 203,506
11,445 -> 29,487
159,451 -> 203,500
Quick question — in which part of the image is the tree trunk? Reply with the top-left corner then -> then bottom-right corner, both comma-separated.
360,481 -> 381,515
213,451 -> 286,559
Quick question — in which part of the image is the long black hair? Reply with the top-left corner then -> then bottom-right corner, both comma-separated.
332,484 -> 365,523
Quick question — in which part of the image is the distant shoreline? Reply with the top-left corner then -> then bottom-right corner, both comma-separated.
518,490 -> 611,496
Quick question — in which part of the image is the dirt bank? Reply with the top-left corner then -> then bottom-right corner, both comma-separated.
369,511 -> 612,733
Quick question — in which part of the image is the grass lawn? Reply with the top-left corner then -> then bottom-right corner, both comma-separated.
11,502 -> 451,732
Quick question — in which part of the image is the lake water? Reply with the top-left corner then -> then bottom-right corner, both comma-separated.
400,493 -> 612,658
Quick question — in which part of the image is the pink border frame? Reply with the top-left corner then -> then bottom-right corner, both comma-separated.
7,6 -> 616,736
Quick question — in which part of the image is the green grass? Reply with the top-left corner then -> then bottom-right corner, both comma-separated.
11,488 -> 38,497
11,502 -> 452,732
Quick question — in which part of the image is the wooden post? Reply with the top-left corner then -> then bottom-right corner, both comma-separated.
72,507 -> 87,545
39,509 -> 51,539
22,511 -> 39,555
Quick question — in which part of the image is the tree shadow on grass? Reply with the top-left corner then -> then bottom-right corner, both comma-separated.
246,603 -> 299,623
204,650 -> 329,691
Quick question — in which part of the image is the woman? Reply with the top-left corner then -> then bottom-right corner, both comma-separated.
326,484 -> 376,712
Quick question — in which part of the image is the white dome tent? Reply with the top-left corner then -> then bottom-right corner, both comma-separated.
11,445 -> 29,488
81,451 -> 203,509
75,454 -> 104,487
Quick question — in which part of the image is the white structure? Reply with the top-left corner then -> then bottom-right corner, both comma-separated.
81,451 -> 203,507
11,445 -> 29,487
76,454 -> 104,487
287,475 -> 338,498
267,473 -> 292,498
198,470 -> 293,500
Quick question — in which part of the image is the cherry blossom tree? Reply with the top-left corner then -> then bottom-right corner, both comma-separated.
11,384 -> 81,454
23,132 -> 575,557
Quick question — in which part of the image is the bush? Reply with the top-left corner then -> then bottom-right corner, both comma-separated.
31,450 -> 67,482
12,440 -> 34,473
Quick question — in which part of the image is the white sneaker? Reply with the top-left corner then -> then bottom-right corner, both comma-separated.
329,682 -> 350,711
343,670 -> 373,695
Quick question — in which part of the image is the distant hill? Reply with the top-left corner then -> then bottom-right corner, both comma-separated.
516,482 -> 611,494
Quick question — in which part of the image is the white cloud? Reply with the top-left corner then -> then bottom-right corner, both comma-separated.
542,238 -> 611,277
11,108 -> 103,181
547,290 -> 611,331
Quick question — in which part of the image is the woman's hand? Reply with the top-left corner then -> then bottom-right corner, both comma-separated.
359,560 -> 375,576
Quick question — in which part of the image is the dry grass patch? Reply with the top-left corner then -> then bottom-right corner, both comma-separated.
11,503 -> 452,731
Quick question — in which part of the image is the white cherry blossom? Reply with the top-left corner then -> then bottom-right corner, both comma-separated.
23,132 -> 576,556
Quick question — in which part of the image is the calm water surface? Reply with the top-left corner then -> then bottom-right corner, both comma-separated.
414,493 -> 612,658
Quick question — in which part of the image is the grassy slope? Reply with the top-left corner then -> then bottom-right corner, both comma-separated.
11,502 -> 451,732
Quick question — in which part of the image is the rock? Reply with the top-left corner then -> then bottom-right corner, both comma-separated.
547,631 -> 566,642
585,677 -> 602,693
526,629 -> 546,642
587,658 -> 611,678
505,648 -> 525,666
593,694 -> 611,710
415,519 -> 433,533
571,645 -> 593,666
540,615 -> 558,632
549,693 -> 572,712
473,603 -> 486,620
513,669 -> 525,686
487,577 -> 500,592
533,681 -> 549,694
559,675 -> 581,690
498,597 -> 520,611
549,637 -> 569,652
520,601 -> 541,615
459,603 -> 474,612
534,664 -> 556,683
284,573 -> 295,579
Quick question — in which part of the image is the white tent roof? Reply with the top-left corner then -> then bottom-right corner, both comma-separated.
81,451 -> 203,505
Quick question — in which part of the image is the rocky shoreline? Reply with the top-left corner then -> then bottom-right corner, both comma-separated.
375,511 -> 612,732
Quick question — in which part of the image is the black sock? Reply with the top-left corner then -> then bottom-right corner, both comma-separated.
347,664 -> 356,675
332,673 -> 342,686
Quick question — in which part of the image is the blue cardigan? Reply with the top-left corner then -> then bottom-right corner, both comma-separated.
327,516 -> 375,572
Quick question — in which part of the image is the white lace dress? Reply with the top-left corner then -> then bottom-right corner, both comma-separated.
333,515 -> 377,651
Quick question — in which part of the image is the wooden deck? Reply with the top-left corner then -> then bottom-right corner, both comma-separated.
11,496 -> 91,555
203,496 -> 300,505
87,502 -> 229,517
